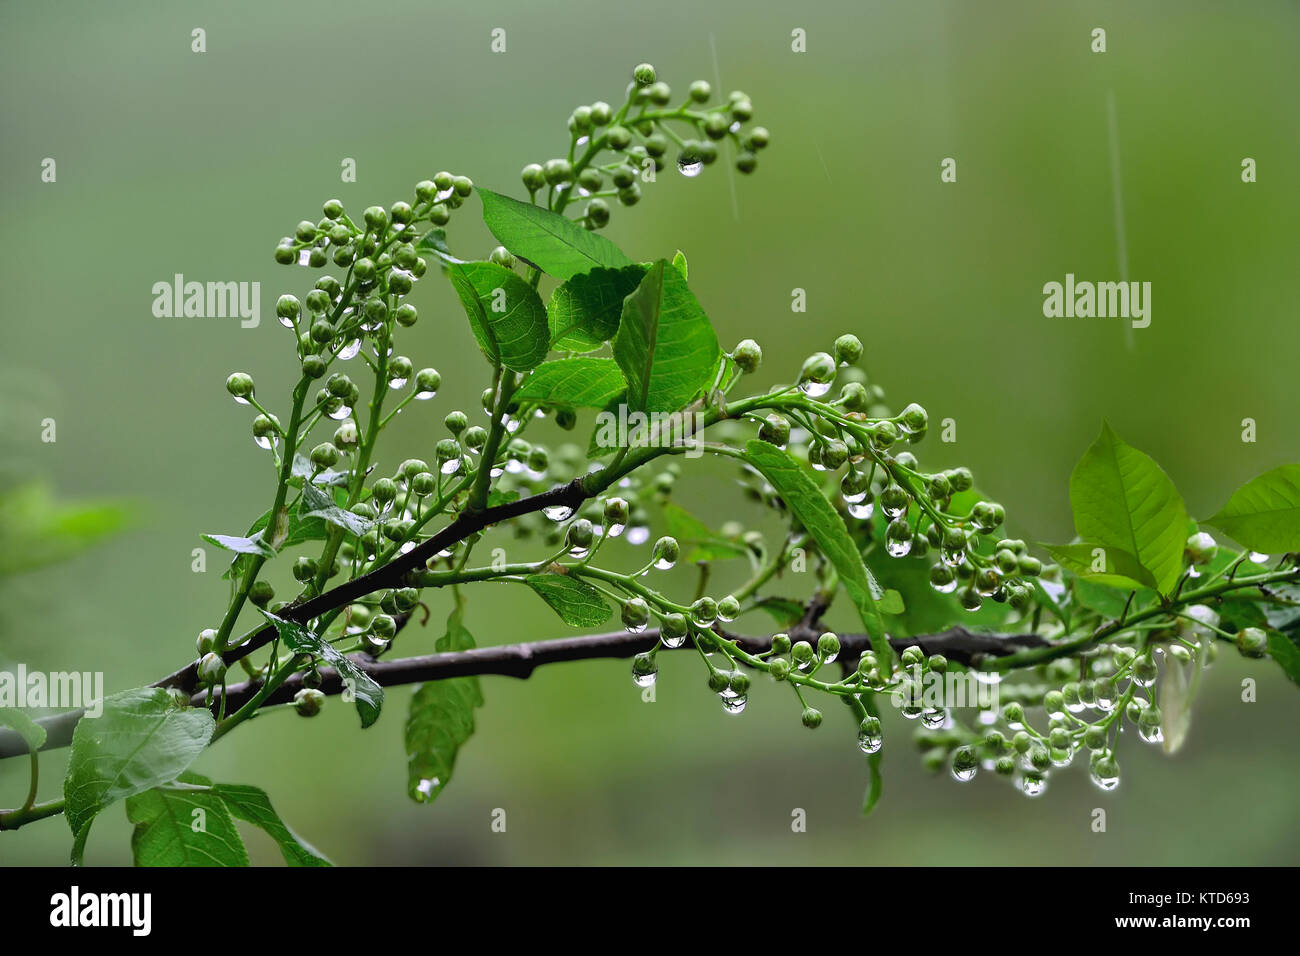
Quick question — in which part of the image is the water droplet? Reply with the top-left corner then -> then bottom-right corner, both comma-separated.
951,764 -> 977,783
931,575 -> 958,594
1138,724 -> 1163,744
722,695 -> 747,714
297,249 -> 312,267
606,522 -> 625,538
624,619 -> 646,634
941,547 -> 966,567
632,671 -> 656,688
388,375 -> 408,390
414,777 -> 440,802
654,556 -> 675,571
921,707 -> 948,729
847,501 -> 875,520
254,434 -> 277,451
543,505 -> 574,522
661,632 -> 686,649
415,388 -> 436,400
798,379 -> 832,397
328,404 -> 352,421
1249,551 -> 1270,564
1019,773 -> 1048,797
900,704 -> 922,720
1090,767 -> 1120,792
440,458 -> 461,475
338,339 -> 361,361
569,545 -> 590,560
857,728 -> 883,754
886,538 -> 912,558
677,157 -> 703,178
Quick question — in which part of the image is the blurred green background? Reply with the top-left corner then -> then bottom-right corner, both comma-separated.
2,0 -> 1298,865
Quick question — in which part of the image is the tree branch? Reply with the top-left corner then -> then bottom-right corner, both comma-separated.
0,625 -> 1046,759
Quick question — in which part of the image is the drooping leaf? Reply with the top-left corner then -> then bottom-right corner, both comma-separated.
447,260 -> 549,371
612,259 -> 720,414
1267,632 -> 1300,687
479,187 -> 632,280
259,611 -> 383,728
0,706 -> 45,752
406,600 -> 483,804
525,573 -> 612,627
64,688 -> 215,864
1068,424 -> 1188,594
514,358 -> 628,410
1205,464 -> 1300,554
548,265 -> 647,351
210,782 -> 332,866
299,482 -> 373,538
127,773 -> 249,867
744,441 -> 890,666
1045,542 -> 1158,592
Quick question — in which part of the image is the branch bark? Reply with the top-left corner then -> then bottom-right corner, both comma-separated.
0,625 -> 1046,759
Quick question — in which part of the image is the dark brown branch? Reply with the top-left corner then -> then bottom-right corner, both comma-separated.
150,477 -> 591,696
0,626 -> 1046,759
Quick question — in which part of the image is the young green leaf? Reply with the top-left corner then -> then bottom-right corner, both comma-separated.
671,249 -> 688,279
210,782 -> 332,866
613,259 -> 720,414
201,532 -> 274,558
299,482 -> 373,538
447,260 -> 549,371
64,687 -> 215,864
406,602 -> 483,805
1204,464 -> 1300,554
744,440 -> 891,666
127,775 -> 250,867
0,706 -> 46,753
513,358 -> 628,410
1069,424 -> 1188,594
1045,542 -> 1158,592
525,572 -> 612,627
259,611 -> 384,728
479,187 -> 632,279
548,265 -> 647,351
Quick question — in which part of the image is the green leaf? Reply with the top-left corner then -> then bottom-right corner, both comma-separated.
64,688 -> 215,864
406,601 -> 483,804
0,706 -> 45,752
548,265 -> 647,351
867,550 -> 1009,635
478,187 -> 632,280
612,259 -> 720,414
127,774 -> 249,867
259,610 -> 384,728
1069,424 -> 1189,594
201,532 -> 274,558
514,358 -> 628,410
750,596 -> 805,628
1045,542 -> 1158,592
744,441 -> 890,666
447,260 -> 549,371
1071,577 -> 1144,620
661,502 -> 748,562
1267,632 -> 1300,687
671,249 -> 688,279
0,483 -> 135,577
299,482 -> 373,538
210,782 -> 332,866
525,573 -> 612,627
1205,464 -> 1300,554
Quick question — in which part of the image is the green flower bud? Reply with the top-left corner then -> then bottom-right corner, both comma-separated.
414,368 -> 440,395
544,158 -> 573,184
801,707 -> 823,729
310,442 -> 340,469
196,628 -> 217,656
411,472 -> 436,496
653,536 -> 680,569
225,372 -> 255,400
197,652 -> 227,686
1236,626 -> 1268,658
293,687 -> 325,717
660,612 -> 688,643
735,152 -> 757,174
1084,725 -> 1108,751
690,596 -> 718,625
817,632 -> 841,659
248,580 -> 274,608
622,597 -> 650,631
769,657 -> 790,680
771,633 -> 792,655
1012,731 -> 1032,754
791,641 -> 815,665
833,334 -> 863,366
463,425 -> 488,450
732,338 -> 762,373
946,466 -> 974,493
799,352 -> 836,388
603,497 -> 629,528
632,62 -> 656,86
363,205 -> 389,232
371,477 -> 398,505
1003,701 -> 1025,725
928,654 -> 948,674
758,413 -> 790,447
